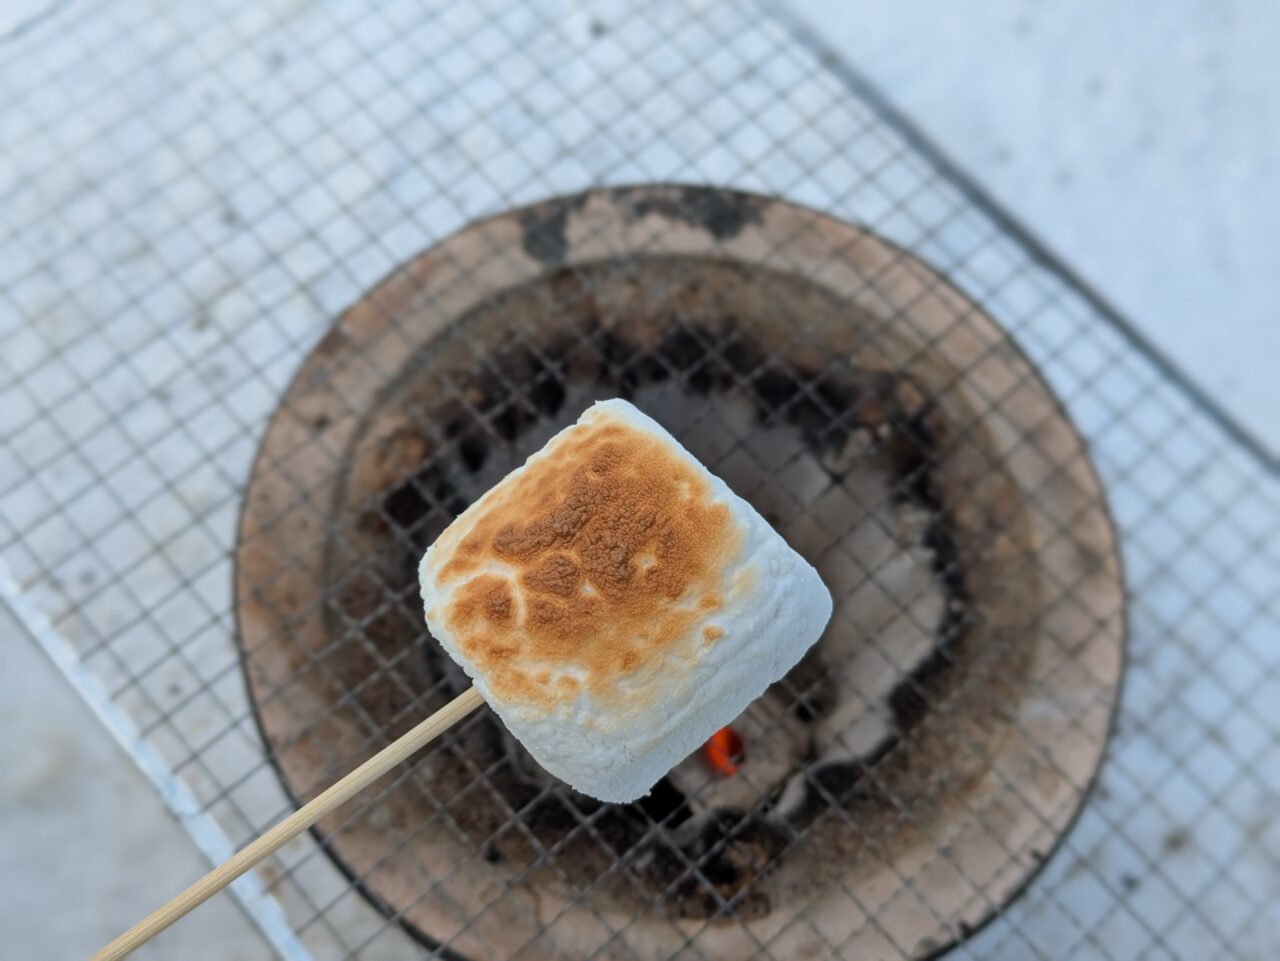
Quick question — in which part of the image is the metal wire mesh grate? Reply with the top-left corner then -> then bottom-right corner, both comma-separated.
2,2 -> 1277,960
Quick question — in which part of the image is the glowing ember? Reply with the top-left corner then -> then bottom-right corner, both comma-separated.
701,726 -> 744,777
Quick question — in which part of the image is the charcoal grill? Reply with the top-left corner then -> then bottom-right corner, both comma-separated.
2,3 -> 1276,960
235,186 -> 1122,959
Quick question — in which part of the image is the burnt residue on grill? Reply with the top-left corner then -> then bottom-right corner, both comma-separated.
627,185 -> 767,240
517,186 -> 767,267
518,193 -> 590,265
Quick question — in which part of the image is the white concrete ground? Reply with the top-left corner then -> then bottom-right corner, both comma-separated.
0,602 -> 271,959
784,0 -> 1280,455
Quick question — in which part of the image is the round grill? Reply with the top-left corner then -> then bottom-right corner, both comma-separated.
234,186 -> 1123,960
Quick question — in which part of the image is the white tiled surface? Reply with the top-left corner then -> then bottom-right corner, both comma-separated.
2,2 -> 1276,960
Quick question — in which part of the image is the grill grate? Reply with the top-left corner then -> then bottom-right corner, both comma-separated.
231,205 -> 1124,959
2,2 -> 1277,960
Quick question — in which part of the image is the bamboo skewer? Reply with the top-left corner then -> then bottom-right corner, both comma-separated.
92,686 -> 486,961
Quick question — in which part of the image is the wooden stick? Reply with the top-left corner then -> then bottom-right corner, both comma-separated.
92,686 -> 485,961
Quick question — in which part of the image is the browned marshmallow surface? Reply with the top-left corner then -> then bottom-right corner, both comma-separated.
428,414 -> 742,713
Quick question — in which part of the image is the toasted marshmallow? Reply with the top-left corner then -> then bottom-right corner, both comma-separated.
419,399 -> 832,802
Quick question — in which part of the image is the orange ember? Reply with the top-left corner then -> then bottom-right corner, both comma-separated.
701,726 -> 744,777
